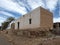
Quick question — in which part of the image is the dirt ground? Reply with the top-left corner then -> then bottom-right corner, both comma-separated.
1,30 -> 60,45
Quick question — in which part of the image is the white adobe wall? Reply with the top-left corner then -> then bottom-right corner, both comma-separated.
6,21 -> 15,29
15,7 -> 40,30
30,7 -> 40,28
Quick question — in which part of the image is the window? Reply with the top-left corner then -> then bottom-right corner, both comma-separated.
29,18 -> 32,24
18,22 -> 19,29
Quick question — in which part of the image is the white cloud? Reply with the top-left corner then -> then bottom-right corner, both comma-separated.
0,17 -> 6,26
0,0 -> 26,15
0,0 -> 59,25
0,11 -> 15,17
28,0 -> 45,9
0,0 -> 58,13
53,17 -> 60,23
46,0 -> 58,11
28,0 -> 58,11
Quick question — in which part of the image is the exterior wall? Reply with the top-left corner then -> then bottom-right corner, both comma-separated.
15,7 -> 40,30
6,21 -> 15,30
11,23 -> 15,29
14,6 -> 53,30
15,17 -> 21,29
30,7 -> 40,28
40,7 -> 53,29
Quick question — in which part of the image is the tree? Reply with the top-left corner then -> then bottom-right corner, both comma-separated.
6,17 -> 15,23
1,17 -> 15,30
2,22 -> 9,30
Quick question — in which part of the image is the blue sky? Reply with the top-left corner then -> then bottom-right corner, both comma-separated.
0,0 -> 60,26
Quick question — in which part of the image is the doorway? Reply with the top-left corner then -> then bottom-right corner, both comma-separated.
17,22 -> 20,29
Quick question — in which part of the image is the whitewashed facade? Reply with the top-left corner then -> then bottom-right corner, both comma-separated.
14,7 -> 53,30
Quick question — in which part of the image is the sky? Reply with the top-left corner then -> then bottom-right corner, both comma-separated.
0,0 -> 60,26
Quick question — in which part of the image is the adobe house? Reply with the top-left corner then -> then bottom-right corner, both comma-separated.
13,6 -> 53,30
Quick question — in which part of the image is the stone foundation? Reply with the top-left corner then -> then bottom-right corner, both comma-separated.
11,28 -> 50,38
